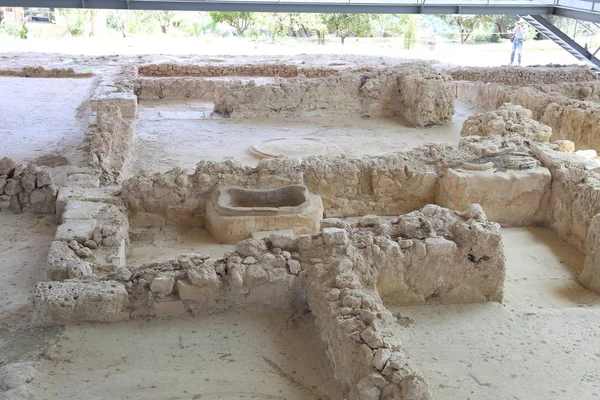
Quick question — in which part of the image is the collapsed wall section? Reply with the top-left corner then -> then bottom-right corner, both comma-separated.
0,157 -> 57,214
454,80 -> 600,153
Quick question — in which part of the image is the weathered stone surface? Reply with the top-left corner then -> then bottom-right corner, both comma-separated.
580,213 -> 600,294
55,219 -> 98,243
153,299 -> 186,317
0,157 -> 16,176
150,272 -> 175,297
33,281 -> 128,325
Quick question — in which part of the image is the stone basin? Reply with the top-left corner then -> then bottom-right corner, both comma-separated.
206,185 -> 323,244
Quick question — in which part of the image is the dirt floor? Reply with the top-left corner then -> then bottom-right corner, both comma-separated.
0,76 -> 94,166
391,227 -> 600,400
29,310 -> 342,400
129,99 -> 473,174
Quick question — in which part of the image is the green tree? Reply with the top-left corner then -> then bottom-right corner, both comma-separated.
208,12 -> 255,36
321,13 -> 377,44
58,9 -> 88,37
402,15 -> 417,49
439,15 -> 485,44
288,13 -> 327,44
148,11 -> 177,34
266,13 -> 289,41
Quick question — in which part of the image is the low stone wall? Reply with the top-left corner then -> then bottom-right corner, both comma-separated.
0,157 -> 57,214
90,104 -> 134,184
90,65 -> 138,118
138,63 -> 374,78
212,66 -> 454,126
0,66 -> 93,78
446,65 -> 596,85
122,150 -> 445,226
135,77 -> 217,100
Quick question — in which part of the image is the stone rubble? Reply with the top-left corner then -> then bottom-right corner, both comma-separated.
0,157 -> 58,214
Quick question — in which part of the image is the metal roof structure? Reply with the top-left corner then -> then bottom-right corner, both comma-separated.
1,0 -> 600,22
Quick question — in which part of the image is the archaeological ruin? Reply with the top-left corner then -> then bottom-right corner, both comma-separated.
1,57 -> 600,400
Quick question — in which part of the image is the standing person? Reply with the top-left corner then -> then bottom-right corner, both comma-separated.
509,20 -> 527,66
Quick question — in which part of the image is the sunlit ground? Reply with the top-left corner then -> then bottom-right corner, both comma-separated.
0,34 -> 589,67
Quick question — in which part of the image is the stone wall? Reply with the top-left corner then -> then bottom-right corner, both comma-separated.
90,104 -> 134,184
532,145 -> 600,253
138,63 -> 374,78
0,157 -> 57,214
446,65 -> 596,85
121,149 -> 447,226
580,213 -> 600,294
212,66 -> 454,126
90,65 -> 138,118
0,66 -> 93,78
455,81 -> 600,153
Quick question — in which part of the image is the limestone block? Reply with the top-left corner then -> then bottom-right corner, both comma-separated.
55,219 -> 97,243
21,174 -> 36,193
322,228 -> 349,246
554,140 -> 575,153
150,272 -> 175,297
62,201 -> 110,222
0,157 -> 16,175
46,240 -> 92,281
4,179 -> 22,196
56,187 -> 122,217
26,185 -> 58,214
580,214 -> 600,294
65,173 -> 101,188
91,92 -> 138,118
37,170 -> 53,187
437,167 -> 551,226
32,281 -> 129,325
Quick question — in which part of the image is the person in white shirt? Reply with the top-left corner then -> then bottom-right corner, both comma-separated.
510,20 -> 527,66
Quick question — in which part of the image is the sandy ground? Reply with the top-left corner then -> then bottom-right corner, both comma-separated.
129,99 -> 473,174
391,227 -> 600,400
0,76 -> 95,166
0,210 -> 57,330
0,36 -> 588,68
29,310 -> 342,400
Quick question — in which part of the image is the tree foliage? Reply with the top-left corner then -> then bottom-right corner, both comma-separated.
208,12 -> 255,36
438,15 -> 485,44
288,13 -> 327,44
148,11 -> 177,34
321,13 -> 377,44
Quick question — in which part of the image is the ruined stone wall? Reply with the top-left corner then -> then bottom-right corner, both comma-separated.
212,67 -> 454,126
0,157 -> 57,214
33,206 -> 506,398
138,63 -> 374,78
455,81 -> 600,153
91,65 -> 138,118
90,104 -> 134,184
532,145 -> 600,253
122,149 -> 447,226
0,66 -> 93,78
580,213 -> 600,294
446,65 -> 596,85
135,77 -> 217,100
